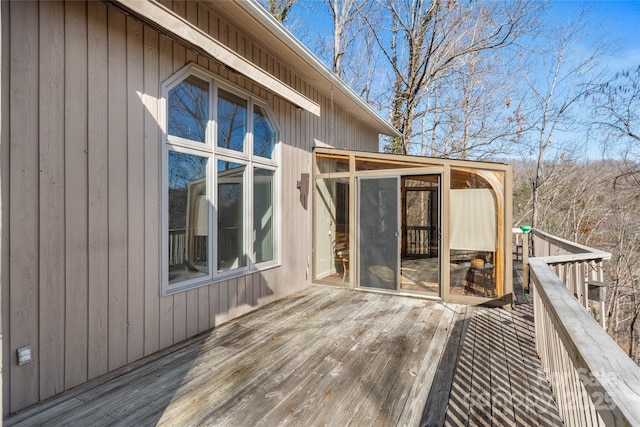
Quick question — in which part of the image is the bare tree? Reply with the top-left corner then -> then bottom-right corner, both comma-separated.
589,66 -> 640,189
513,159 -> 640,364
590,66 -> 640,146
516,8 -> 610,228
426,49 -> 527,160
359,0 -> 537,155
326,0 -> 362,77
260,0 -> 298,24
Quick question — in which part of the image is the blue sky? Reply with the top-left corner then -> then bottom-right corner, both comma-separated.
289,0 -> 639,70
286,0 -> 639,160
545,1 -> 640,159
549,0 -> 640,71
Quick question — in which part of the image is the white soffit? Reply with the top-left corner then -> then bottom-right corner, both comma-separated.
112,0 -> 321,116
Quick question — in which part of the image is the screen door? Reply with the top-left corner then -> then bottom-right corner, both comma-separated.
357,177 -> 399,290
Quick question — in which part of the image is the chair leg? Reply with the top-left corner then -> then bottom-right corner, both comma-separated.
342,259 -> 348,282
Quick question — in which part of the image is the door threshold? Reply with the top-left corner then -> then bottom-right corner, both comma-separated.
354,286 -> 442,301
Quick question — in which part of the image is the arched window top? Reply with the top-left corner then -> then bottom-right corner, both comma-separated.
253,104 -> 276,160
162,63 -> 281,295
163,63 -> 280,164
168,74 -> 210,144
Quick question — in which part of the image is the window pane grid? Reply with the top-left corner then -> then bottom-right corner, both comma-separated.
164,66 -> 278,292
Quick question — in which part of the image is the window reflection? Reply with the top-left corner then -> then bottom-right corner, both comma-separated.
254,168 -> 275,264
168,151 -> 209,283
218,89 -> 247,152
253,105 -> 276,159
218,160 -> 246,270
168,75 -> 209,143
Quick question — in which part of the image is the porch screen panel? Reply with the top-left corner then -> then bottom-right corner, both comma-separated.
358,178 -> 398,290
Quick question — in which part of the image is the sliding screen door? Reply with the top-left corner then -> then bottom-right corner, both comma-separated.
357,177 -> 399,290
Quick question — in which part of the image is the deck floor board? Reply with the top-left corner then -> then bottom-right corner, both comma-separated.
6,277 -> 561,427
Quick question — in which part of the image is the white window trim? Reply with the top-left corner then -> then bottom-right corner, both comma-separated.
161,63 -> 281,296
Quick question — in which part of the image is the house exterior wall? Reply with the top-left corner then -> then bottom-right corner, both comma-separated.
1,0 -> 379,414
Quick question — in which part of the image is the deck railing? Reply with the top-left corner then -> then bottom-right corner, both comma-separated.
169,229 -> 187,265
525,229 -> 640,426
168,229 -> 207,266
405,225 -> 437,257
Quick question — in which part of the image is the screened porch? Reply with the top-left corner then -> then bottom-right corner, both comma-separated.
312,148 -> 512,306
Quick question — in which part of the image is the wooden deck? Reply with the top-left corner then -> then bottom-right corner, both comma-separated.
6,278 -> 562,426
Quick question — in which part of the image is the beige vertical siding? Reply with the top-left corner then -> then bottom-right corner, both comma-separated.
38,0 -> 66,401
8,0 -> 40,412
87,1 -> 110,381
64,0 -> 90,391
2,0 -> 380,414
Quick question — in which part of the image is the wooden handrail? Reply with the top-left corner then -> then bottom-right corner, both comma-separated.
525,229 -> 640,426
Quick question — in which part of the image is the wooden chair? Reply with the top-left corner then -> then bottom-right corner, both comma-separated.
334,231 -> 349,282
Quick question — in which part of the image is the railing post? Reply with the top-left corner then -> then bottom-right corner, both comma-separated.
520,225 -> 531,292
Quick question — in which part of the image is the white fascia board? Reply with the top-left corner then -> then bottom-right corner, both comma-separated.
112,0 -> 320,116
235,1 -> 401,138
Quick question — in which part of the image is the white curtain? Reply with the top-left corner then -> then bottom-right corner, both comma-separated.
194,195 -> 208,236
450,189 -> 497,251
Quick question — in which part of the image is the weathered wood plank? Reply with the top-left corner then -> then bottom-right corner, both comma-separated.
9,0 -> 41,411
143,23 -> 161,357
87,0 -> 110,382
339,300 -> 427,423
173,291 -> 187,343
4,286 -> 564,427
496,308 -> 542,426
158,32 -> 175,350
64,0 -> 89,390
126,14 -> 146,365
228,277 -> 239,320
198,286 -> 210,333
107,5 -> 129,372
38,0 -> 66,400
486,309 -> 516,426
155,288 -> 356,424
231,293 -> 401,426
216,280 -> 230,325
185,289 -> 199,338
419,304 -> 470,427
237,275 -> 247,317
369,303 -> 451,426
397,302 -> 459,426
467,310 -> 492,427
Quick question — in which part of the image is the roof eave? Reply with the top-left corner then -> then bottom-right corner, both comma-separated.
231,1 -> 401,138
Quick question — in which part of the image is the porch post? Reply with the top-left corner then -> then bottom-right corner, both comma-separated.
520,226 -> 532,292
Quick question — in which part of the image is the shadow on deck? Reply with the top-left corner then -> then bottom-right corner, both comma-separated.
421,264 -> 562,426
5,267 -> 561,426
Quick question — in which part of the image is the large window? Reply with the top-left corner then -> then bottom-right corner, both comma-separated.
163,64 -> 279,294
